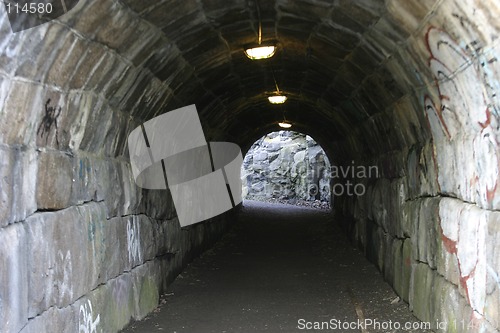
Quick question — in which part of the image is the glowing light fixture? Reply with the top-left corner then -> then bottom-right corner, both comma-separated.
278,121 -> 292,128
278,110 -> 292,128
244,45 -> 276,60
268,94 -> 287,104
244,0 -> 276,60
268,68 -> 287,104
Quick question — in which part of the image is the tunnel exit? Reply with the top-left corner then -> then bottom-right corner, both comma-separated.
241,131 -> 331,209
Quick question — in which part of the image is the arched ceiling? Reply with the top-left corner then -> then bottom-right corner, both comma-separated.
2,0 -> 498,165
116,0 -> 435,148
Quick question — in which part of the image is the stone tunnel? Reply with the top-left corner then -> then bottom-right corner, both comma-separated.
0,0 -> 499,332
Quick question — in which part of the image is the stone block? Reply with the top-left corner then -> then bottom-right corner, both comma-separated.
110,114 -> 134,158
101,108 -> 126,157
0,224 -> 28,333
391,238 -> 404,296
430,275 -> 464,332
413,198 -> 440,269
72,273 -> 135,333
151,217 -> 182,257
100,274 -> 135,333
386,0 -> 435,33
71,153 -> 97,205
94,159 -> 123,218
401,238 -> 412,302
65,261 -> 164,332
91,157 -> 110,203
15,24 -> 68,84
57,92 -> 95,152
78,99 -> 114,154
36,150 -> 74,210
34,91 -> 69,149
0,81 -> 44,146
388,178 -> 405,237
473,126 -> 500,210
101,217 -> 127,281
0,22 -> 24,74
409,263 -> 434,323
436,198 -> 463,286
45,33 -> 88,89
457,205 -> 488,313
119,162 -> 141,217
0,146 -> 14,227
72,296 -> 104,333
126,215 -> 155,269
83,51 -> 116,92
0,146 -> 37,226
436,237 -> 461,288
97,10 -> 141,52
375,225 -> 386,271
131,263 -> 160,320
25,208 -> 81,317
68,42 -> 107,90
119,72 -> 156,113
371,178 -> 391,232
103,66 -> 138,106
401,200 -> 417,239
405,144 -> 439,199
25,203 -> 108,317
437,198 -> 497,326
353,203 -> 367,249
20,305 -> 76,333
80,202 -> 111,286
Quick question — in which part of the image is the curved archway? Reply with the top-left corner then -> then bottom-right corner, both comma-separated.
0,0 -> 499,332
241,130 -> 331,209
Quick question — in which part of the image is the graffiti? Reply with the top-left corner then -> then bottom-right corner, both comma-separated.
440,203 -> 488,314
37,98 -> 62,146
473,128 -> 500,204
424,96 -> 450,140
127,218 -> 142,264
79,300 -> 100,333
425,26 -> 500,207
56,250 -> 73,301
479,55 -> 500,117
424,27 -> 491,139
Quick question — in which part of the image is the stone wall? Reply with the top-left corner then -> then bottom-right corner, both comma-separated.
0,3 -> 234,332
241,131 -> 331,204
0,149 -> 233,333
331,2 -> 500,331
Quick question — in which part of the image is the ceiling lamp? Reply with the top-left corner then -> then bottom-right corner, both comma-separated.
278,121 -> 292,129
268,70 -> 287,104
268,94 -> 287,104
278,110 -> 292,128
244,0 -> 276,60
244,45 -> 276,60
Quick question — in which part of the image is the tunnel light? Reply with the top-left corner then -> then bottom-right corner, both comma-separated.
278,121 -> 292,129
268,94 -> 288,104
244,45 -> 276,60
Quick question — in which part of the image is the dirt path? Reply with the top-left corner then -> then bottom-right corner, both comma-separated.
121,200 -> 432,333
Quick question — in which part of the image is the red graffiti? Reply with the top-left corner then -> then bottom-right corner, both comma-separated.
439,223 -> 473,305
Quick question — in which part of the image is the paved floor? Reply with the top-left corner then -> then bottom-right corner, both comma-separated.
121,200 -> 433,333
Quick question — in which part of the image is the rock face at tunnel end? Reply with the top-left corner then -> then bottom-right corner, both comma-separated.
242,131 -> 331,204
